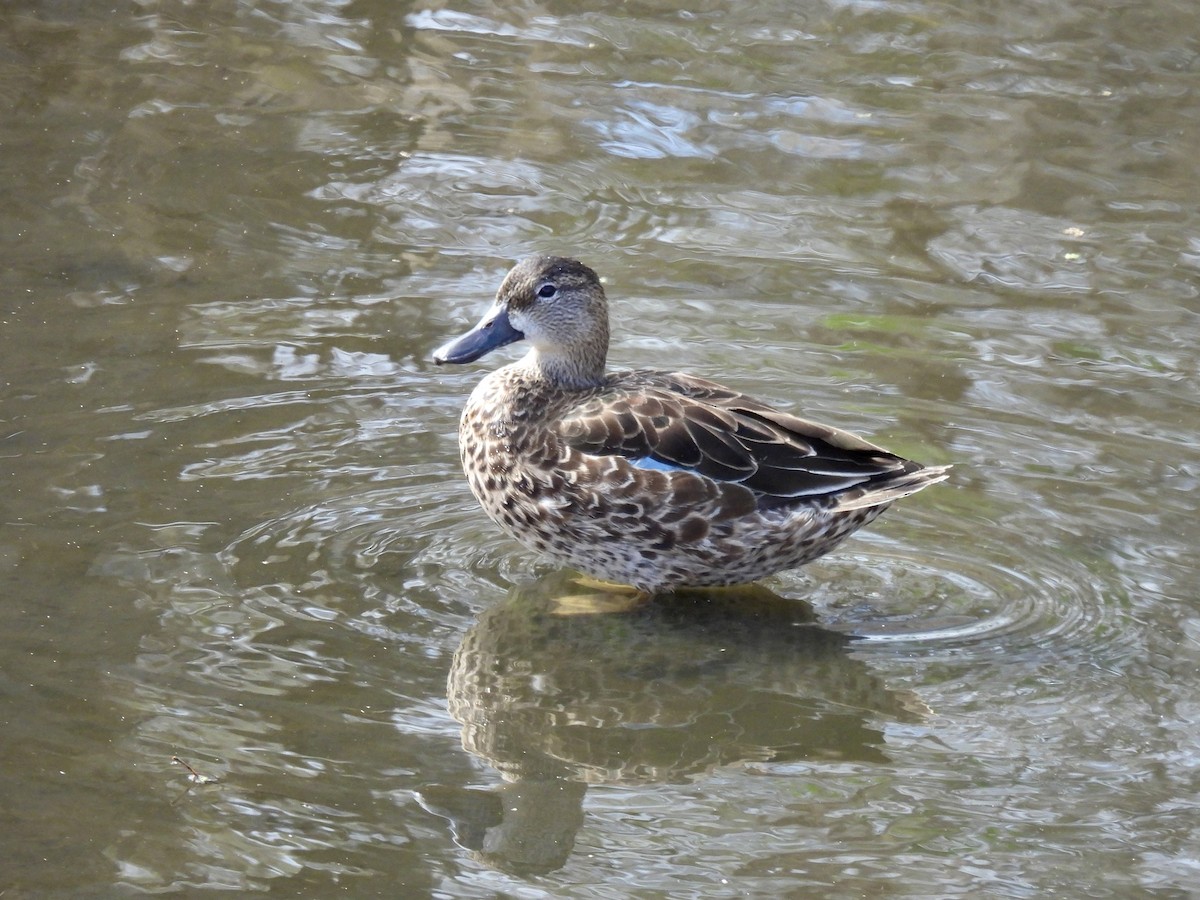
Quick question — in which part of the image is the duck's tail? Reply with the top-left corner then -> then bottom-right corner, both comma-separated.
832,464 -> 951,512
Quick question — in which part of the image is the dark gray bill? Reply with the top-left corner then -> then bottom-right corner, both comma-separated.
432,305 -> 524,365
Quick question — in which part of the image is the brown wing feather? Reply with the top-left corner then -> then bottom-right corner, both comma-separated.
557,369 -> 925,505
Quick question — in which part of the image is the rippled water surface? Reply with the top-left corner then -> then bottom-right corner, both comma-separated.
3,0 -> 1198,895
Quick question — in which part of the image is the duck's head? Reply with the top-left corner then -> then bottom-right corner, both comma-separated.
432,256 -> 610,387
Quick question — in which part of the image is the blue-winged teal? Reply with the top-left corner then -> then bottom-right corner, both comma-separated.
433,256 -> 949,593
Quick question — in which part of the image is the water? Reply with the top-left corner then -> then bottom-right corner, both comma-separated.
2,0 -> 1198,895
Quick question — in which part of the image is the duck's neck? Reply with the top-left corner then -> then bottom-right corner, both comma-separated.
520,346 -> 607,391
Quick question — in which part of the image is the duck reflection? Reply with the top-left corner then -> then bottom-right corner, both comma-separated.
417,571 -> 920,875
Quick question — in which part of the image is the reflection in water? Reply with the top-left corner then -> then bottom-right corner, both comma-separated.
419,572 -> 920,874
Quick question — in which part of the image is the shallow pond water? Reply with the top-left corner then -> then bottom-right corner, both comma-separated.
2,0 -> 1198,896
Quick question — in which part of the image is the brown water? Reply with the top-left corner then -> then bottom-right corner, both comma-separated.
3,0 -> 1198,896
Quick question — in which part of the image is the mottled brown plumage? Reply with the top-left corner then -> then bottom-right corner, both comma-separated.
433,256 -> 949,592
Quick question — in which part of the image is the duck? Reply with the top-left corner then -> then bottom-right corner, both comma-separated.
432,256 -> 949,594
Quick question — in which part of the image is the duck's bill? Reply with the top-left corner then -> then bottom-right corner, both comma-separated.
432,305 -> 524,365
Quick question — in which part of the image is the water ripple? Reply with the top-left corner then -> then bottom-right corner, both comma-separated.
796,519 -> 1134,664
222,474 -> 509,607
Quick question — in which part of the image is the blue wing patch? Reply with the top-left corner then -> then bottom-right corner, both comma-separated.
628,456 -> 683,472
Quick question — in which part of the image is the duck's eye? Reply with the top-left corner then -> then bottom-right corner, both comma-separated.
536,282 -> 557,299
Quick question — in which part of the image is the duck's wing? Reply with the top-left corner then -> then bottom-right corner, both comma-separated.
557,371 -> 946,508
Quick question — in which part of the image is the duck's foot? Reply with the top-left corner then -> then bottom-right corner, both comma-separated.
549,575 -> 651,615
567,574 -> 644,593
